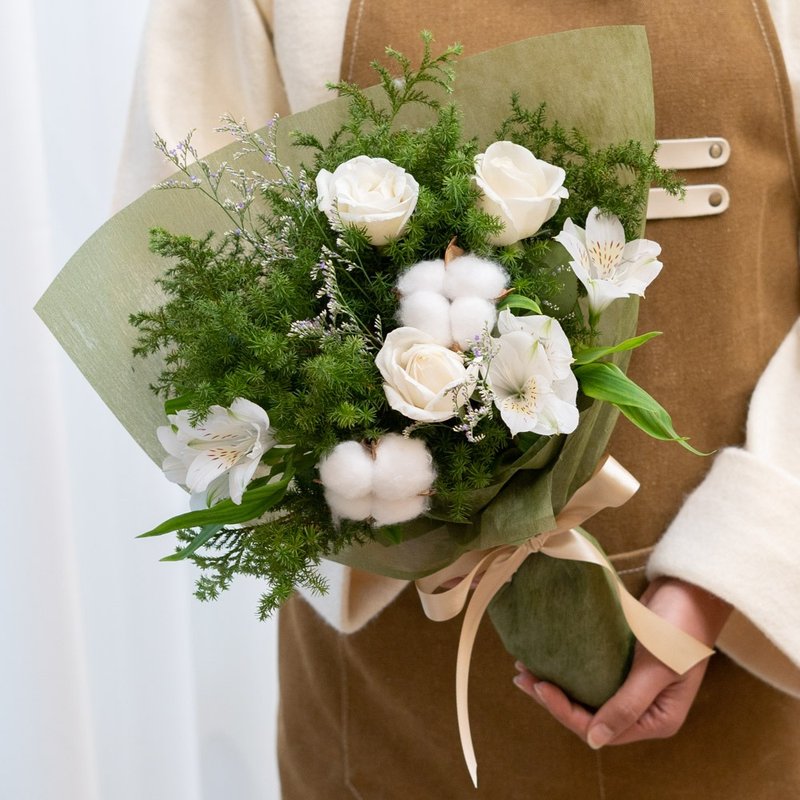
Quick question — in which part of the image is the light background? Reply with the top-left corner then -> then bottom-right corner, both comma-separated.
8,2 -> 800,799
1,2 -> 281,798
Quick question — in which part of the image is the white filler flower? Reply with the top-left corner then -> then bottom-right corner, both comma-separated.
157,398 -> 274,506
487,312 -> 579,437
554,206 -> 662,315
474,141 -> 568,246
315,155 -> 419,245
317,435 -> 436,526
376,327 -> 477,422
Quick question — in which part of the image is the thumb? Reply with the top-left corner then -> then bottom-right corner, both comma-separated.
586,652 -> 674,749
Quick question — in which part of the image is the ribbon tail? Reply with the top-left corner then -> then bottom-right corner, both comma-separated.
454,548 -> 529,788
542,530 -> 714,674
616,583 -> 714,672
456,571 -> 493,788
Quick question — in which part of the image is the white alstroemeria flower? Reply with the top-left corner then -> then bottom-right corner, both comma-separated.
315,155 -> 419,246
554,207 -> 662,315
157,397 -> 274,505
375,327 -> 477,422
487,329 -> 579,437
496,309 -> 574,380
474,141 -> 569,246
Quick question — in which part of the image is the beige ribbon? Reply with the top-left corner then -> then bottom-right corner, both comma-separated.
415,457 -> 714,788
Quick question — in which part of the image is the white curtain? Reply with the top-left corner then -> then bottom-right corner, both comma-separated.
1,2 -> 280,798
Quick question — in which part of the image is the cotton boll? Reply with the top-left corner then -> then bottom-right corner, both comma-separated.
324,490 -> 373,522
372,434 -> 436,500
371,494 -> 429,526
398,291 -> 453,346
396,259 -> 447,296
443,254 -> 509,299
450,296 -> 497,350
317,440 -> 374,499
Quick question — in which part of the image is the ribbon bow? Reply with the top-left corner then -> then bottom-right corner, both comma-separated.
415,457 -> 714,788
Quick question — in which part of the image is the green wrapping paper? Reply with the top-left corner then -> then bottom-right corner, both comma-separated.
36,26 -> 655,704
488,532 -> 635,708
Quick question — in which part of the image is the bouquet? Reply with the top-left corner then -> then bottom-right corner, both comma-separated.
37,26 -> 713,783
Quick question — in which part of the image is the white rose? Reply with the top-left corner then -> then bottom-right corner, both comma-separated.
474,141 -> 569,246
375,327 -> 476,422
315,155 -> 419,246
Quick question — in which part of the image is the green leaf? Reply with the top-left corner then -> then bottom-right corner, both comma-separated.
260,445 -> 295,466
139,471 -> 293,537
575,361 -> 708,455
573,331 -> 662,365
574,361 -> 661,411
163,394 -> 196,415
515,431 -> 544,453
373,524 -> 405,546
496,293 -> 542,314
160,524 -> 225,562
616,404 -> 711,456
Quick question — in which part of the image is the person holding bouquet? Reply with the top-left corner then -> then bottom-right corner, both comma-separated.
114,0 -> 800,796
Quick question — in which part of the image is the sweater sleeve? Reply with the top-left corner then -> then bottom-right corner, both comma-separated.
648,319 -> 800,696
113,0 -> 290,210
649,0 -> 800,697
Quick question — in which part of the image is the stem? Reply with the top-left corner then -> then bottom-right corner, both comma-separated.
588,308 -> 601,341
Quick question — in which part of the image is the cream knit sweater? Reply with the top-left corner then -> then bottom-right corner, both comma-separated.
116,0 -> 800,697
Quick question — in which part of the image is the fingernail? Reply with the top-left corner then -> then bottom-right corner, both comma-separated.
587,724 -> 614,750
513,675 -> 546,705
514,660 -> 526,672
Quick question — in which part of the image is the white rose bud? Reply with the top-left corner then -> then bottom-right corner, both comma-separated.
473,141 -> 569,246
375,327 -> 477,422
315,155 -> 419,246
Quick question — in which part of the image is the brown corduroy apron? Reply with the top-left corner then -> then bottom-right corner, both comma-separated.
278,1 -> 800,797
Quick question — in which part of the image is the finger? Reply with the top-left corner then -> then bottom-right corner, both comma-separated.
513,668 -> 593,740
601,660 -> 708,746
586,652 -> 677,749
534,680 -> 594,740
512,665 -> 540,699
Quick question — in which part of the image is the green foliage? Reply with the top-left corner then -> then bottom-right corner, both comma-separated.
140,471 -> 294,539
132,34 -> 681,615
572,331 -> 662,365
574,361 -> 708,455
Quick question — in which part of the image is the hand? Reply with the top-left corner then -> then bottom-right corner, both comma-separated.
512,577 -> 732,749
